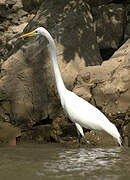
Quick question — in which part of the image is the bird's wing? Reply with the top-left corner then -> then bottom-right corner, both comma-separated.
63,90 -> 110,130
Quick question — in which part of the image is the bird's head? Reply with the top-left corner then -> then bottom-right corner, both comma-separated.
20,27 -> 46,38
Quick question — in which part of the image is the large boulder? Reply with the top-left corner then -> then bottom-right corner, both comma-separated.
73,39 -> 130,145
0,0 -> 101,130
23,0 -> 102,66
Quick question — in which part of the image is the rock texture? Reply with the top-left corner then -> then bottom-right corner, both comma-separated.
0,0 -> 102,127
92,3 -> 126,50
73,39 -> 130,145
0,0 -> 34,63
0,0 -> 129,146
0,122 -> 21,145
22,0 -> 43,12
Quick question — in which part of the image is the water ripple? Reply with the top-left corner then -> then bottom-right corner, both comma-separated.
42,147 -> 122,179
0,144 -> 130,180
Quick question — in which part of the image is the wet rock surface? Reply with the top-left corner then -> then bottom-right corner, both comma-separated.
0,122 -> 21,145
0,0 -> 129,146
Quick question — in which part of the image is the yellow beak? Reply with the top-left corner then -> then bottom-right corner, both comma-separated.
20,30 -> 36,38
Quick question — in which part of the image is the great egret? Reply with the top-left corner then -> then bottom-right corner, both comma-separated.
20,27 -> 122,147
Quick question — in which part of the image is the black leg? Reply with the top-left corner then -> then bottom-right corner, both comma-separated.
76,128 -> 81,148
78,133 -> 81,148
75,123 -> 89,148
83,136 -> 89,147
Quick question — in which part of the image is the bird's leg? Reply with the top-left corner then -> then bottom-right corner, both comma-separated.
75,123 -> 89,147
78,134 -> 81,147
76,128 -> 81,148
82,135 -> 89,147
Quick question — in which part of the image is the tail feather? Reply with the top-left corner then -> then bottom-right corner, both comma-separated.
103,122 -> 122,146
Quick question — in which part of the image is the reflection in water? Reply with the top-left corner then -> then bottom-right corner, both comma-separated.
0,144 -> 130,180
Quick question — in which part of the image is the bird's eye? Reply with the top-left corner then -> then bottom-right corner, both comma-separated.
35,30 -> 38,33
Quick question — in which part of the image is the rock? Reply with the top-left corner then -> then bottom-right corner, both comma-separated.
73,39 -> 130,145
124,22 -> 130,41
0,0 -> 32,63
6,23 -> 28,50
92,3 -> 126,51
0,0 -> 130,146
21,0 -> 114,11
22,0 -> 43,12
21,0 -> 127,61
85,130 -> 117,146
0,0 -> 102,130
87,0 -> 114,7
122,106 -> 130,146
0,122 -> 21,145
20,125 -> 51,143
75,39 -> 130,113
92,40 -> 130,115
23,0 -> 102,66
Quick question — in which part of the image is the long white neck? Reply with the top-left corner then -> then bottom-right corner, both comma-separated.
41,29 -> 66,98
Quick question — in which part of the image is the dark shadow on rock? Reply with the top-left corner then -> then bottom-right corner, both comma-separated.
100,48 -> 117,60
22,0 -> 102,66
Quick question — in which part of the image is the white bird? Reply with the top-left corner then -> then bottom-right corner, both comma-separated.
20,27 -> 122,147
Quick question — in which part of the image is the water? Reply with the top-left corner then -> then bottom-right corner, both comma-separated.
0,143 -> 130,180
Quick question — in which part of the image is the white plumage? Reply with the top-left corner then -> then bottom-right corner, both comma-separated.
62,90 -> 122,145
21,27 -> 122,147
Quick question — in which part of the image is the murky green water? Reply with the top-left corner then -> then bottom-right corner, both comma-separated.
0,144 -> 130,180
